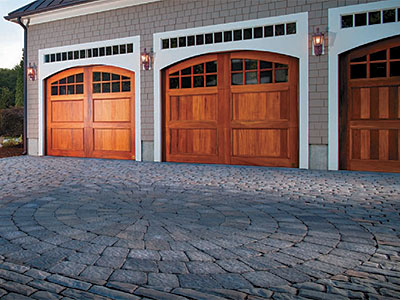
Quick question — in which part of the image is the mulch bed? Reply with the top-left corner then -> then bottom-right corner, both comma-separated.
0,146 -> 24,158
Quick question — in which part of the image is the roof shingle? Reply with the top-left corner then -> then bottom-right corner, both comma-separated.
5,0 -> 99,21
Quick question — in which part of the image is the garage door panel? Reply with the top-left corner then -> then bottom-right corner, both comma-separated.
232,129 -> 287,157
232,91 -> 288,121
52,100 -> 84,122
170,95 -> 217,121
170,129 -> 217,155
94,129 -> 131,152
93,98 -> 130,122
51,128 -> 84,151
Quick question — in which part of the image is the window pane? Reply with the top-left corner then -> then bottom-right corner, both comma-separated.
224,31 -> 232,42
162,39 -> 169,49
206,75 -> 217,87
233,30 -> 242,41
51,86 -> 58,95
80,50 -> 86,58
93,83 -> 101,93
254,27 -> 263,38
181,67 -> 191,75
342,15 -> 353,28
102,72 -> 110,81
193,64 -> 204,74
62,52 -> 67,61
106,47 -> 112,56
196,35 -> 204,45
74,51 -> 79,59
76,84 -> 83,94
370,50 -> 386,61
275,63 -> 288,69
170,71 -> 179,77
245,72 -> 258,85
214,32 -> 223,43
260,71 -> 272,84
244,28 -> 252,40
179,37 -> 186,47
355,13 -> 367,26
232,73 -> 243,85
275,24 -> 285,36
231,59 -> 243,71
369,11 -> 381,25
350,64 -> 367,79
181,77 -> 191,88
67,85 -> 75,95
112,82 -> 120,92
170,77 -> 179,89
383,9 -> 396,23
56,53 -> 61,62
193,76 -> 204,88
113,45 -> 119,55
286,23 -> 296,34
112,74 -> 120,81
122,81 -> 131,92
171,38 -> 178,48
93,72 -> 101,82
205,33 -> 213,44
390,46 -> 400,59
45,55 -> 50,63
87,49 -> 92,58
127,44 -> 133,53
59,86 -> 66,95
260,61 -> 273,69
275,69 -> 288,82
245,59 -> 257,70
120,45 -> 126,54
187,36 -> 195,46
102,83 -> 111,93
390,61 -> 400,77
370,63 -> 386,78
99,47 -> 105,56
351,55 -> 367,63
67,75 -> 75,83
206,61 -> 217,73
93,48 -> 99,57
76,73 -> 83,83
59,78 -> 66,84
68,52 -> 73,60
51,54 -> 56,62
264,25 -> 273,37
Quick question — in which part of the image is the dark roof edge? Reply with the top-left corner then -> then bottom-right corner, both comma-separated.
5,0 -> 100,21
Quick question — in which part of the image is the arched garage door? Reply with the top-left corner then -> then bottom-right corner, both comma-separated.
340,36 -> 400,172
46,66 -> 135,160
163,51 -> 299,167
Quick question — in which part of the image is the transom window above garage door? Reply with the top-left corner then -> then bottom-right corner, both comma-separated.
169,61 -> 217,89
350,45 -> 400,79
231,59 -> 289,85
51,73 -> 84,95
92,71 -> 131,93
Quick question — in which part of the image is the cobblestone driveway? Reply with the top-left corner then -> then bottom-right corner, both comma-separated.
0,156 -> 399,300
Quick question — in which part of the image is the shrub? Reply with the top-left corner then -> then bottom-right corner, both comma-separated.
0,107 -> 24,137
1,136 -> 22,148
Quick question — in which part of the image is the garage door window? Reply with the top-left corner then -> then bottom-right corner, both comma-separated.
231,59 -> 288,85
51,73 -> 84,95
169,61 -> 217,89
93,72 -> 131,93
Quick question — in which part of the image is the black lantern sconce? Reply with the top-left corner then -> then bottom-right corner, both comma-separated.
312,28 -> 325,56
27,63 -> 37,81
141,48 -> 153,70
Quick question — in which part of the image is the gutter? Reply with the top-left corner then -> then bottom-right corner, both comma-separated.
17,17 -> 29,155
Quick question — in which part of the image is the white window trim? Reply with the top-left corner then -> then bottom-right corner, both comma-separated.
37,36 -> 142,161
328,0 -> 400,170
153,12 -> 309,169
15,0 -> 161,25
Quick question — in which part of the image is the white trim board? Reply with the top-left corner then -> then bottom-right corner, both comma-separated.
153,12 -> 309,169
328,0 -> 400,171
37,36 -> 142,161
13,0 -> 161,25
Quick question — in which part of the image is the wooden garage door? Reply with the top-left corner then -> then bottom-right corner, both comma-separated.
340,36 -> 400,172
163,51 -> 298,167
46,66 -> 135,160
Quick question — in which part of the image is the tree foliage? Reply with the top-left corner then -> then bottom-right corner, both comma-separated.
15,58 -> 24,107
0,87 -> 14,109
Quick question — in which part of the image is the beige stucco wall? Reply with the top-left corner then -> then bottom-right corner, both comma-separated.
25,0 -> 386,163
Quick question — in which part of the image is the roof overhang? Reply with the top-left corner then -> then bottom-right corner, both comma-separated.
6,0 -> 161,25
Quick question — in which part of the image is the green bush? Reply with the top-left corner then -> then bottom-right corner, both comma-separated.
1,136 -> 22,148
0,107 -> 24,137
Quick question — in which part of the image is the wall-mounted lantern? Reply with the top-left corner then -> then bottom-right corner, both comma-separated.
27,63 -> 37,81
141,48 -> 153,70
312,28 -> 325,56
